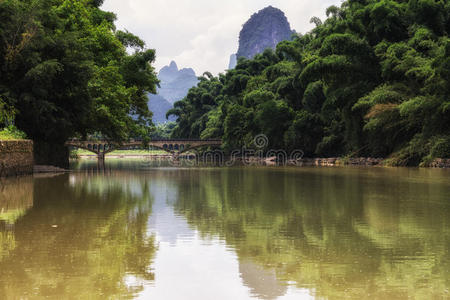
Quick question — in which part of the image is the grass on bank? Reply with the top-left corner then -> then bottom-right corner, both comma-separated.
73,149 -> 169,156
0,126 -> 27,140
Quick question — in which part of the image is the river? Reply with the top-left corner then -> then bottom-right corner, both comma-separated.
0,160 -> 449,299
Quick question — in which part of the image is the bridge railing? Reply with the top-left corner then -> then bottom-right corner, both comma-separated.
67,139 -> 222,144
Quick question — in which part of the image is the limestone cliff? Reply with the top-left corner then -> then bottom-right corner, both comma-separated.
229,6 -> 294,68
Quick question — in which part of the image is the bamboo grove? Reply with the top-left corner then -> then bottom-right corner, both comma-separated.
168,0 -> 450,166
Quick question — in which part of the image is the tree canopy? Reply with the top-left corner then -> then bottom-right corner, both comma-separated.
0,0 -> 158,162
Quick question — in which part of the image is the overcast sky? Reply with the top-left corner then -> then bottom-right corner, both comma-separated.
101,0 -> 342,75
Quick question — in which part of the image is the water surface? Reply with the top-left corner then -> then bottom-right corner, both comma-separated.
0,161 -> 449,299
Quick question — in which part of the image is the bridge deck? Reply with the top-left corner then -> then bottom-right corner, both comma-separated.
65,139 -> 223,157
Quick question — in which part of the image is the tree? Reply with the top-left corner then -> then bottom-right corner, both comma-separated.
0,0 -> 158,167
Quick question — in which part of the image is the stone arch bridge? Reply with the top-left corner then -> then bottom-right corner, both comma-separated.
65,139 -> 223,159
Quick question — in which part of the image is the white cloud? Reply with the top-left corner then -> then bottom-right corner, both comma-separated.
102,0 -> 342,75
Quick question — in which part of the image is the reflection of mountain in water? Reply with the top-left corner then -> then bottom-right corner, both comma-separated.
146,178 -> 194,245
239,260 -> 287,300
169,167 -> 450,300
140,170 -> 291,300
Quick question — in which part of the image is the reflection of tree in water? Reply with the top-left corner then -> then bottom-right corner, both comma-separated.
0,173 -> 156,299
171,168 -> 450,300
0,176 -> 34,225
0,177 -> 34,261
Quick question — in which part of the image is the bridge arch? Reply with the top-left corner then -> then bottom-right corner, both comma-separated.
67,144 -> 99,156
149,144 -> 173,154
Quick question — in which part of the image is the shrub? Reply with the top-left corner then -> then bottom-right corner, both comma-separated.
0,125 -> 27,140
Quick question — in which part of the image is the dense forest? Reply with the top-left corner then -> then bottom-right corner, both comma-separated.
0,0 -> 158,166
168,0 -> 450,166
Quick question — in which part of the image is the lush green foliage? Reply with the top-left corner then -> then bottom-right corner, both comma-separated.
151,121 -> 177,139
169,0 -> 450,165
0,0 -> 158,147
0,99 -> 15,127
0,125 -> 26,140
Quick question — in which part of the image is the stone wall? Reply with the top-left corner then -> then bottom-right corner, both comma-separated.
0,140 -> 34,177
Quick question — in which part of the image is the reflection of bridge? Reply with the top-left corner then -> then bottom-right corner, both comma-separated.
65,139 -> 223,159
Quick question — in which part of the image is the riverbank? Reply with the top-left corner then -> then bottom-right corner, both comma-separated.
1,140 -> 71,177
257,156 -> 450,168
290,157 -> 450,168
288,157 -> 384,167
74,154 -> 450,168
427,158 -> 450,168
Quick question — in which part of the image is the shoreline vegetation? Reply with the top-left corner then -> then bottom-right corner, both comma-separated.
0,126 -> 27,141
72,150 -> 450,168
167,0 -> 450,167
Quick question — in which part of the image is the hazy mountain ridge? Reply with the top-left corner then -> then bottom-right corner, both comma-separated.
158,65 -> 198,104
148,61 -> 198,123
148,94 -> 176,124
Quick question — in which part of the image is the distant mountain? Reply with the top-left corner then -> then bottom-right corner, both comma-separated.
148,94 -> 176,123
158,61 -> 179,83
229,6 -> 294,68
148,61 -> 198,124
157,61 -> 198,104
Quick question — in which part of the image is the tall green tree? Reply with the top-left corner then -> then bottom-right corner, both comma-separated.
0,0 -> 158,166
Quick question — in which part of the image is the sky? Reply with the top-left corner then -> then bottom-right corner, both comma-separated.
101,0 -> 342,75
